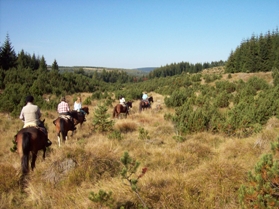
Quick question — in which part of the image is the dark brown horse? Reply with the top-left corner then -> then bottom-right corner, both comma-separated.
14,120 -> 49,174
72,106 -> 89,128
139,96 -> 154,112
113,101 -> 133,118
53,114 -> 78,147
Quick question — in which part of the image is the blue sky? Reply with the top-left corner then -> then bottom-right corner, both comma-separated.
0,0 -> 278,69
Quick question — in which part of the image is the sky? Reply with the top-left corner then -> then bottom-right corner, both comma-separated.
0,0 -> 278,69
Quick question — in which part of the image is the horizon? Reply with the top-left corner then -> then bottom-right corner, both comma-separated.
0,0 -> 278,69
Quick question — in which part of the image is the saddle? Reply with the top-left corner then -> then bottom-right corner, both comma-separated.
59,115 -> 72,120
143,101 -> 149,106
20,125 -> 48,140
20,124 -> 51,147
53,115 -> 73,126
57,115 -> 77,131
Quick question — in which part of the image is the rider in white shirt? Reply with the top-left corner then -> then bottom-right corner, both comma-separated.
142,92 -> 149,105
120,96 -> 126,106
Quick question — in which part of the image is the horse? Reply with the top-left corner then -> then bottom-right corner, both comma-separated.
72,106 -> 89,128
53,113 -> 78,147
139,96 -> 154,112
14,119 -> 49,175
113,101 -> 133,118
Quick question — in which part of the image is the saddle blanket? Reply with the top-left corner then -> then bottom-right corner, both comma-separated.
59,115 -> 71,120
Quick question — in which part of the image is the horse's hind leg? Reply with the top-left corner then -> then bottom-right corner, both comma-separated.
31,151 -> 38,171
57,134 -> 61,147
42,147 -> 46,159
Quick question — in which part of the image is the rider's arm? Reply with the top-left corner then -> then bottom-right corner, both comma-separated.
66,103 -> 70,111
37,107 -> 42,119
19,108 -> 25,121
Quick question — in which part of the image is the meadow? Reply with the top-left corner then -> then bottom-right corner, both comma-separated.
0,77 -> 279,208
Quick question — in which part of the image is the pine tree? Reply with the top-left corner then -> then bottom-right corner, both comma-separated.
271,28 -> 279,69
51,59 -> 59,71
248,34 -> 260,72
30,53 -> 39,70
17,50 -> 30,69
39,56 -> 47,72
259,33 -> 269,71
92,104 -> 114,132
239,136 -> 279,208
225,50 -> 236,73
0,34 -> 17,70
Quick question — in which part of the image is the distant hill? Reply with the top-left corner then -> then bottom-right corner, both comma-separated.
51,66 -> 157,77
133,67 -> 157,73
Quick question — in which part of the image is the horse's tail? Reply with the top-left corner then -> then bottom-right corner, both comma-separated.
113,106 -> 116,118
21,132 -> 31,174
60,119 -> 66,141
139,102 -> 142,112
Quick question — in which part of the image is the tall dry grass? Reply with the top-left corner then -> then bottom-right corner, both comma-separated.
0,92 -> 278,208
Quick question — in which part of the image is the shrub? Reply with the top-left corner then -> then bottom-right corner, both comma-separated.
89,189 -> 114,208
138,127 -> 150,140
214,91 -> 230,108
239,153 -> 279,208
92,104 -> 114,132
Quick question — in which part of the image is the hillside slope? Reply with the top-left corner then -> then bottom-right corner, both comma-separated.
0,72 -> 278,208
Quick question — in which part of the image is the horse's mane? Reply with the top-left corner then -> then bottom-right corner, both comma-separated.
70,110 -> 79,120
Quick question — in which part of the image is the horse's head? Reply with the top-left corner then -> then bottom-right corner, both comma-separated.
38,119 -> 45,127
127,101 -> 133,108
82,107 -> 89,114
149,96 -> 154,103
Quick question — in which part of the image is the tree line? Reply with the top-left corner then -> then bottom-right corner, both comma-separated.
1,27 -> 279,118
226,28 -> 279,73
147,60 -> 225,78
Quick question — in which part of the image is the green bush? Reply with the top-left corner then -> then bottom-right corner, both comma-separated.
214,91 -> 230,108
92,104 -> 114,132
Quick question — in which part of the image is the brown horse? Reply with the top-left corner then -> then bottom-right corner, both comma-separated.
139,96 -> 154,112
53,113 -> 78,147
113,101 -> 133,118
72,106 -> 89,128
14,120 -> 49,174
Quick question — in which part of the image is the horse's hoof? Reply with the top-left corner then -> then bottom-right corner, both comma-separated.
46,140 -> 52,147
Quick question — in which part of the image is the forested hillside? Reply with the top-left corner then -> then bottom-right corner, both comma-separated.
226,28 -> 279,73
148,60 -> 225,78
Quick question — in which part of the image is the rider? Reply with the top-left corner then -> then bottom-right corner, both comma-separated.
56,96 -> 76,131
19,95 -> 52,147
74,96 -> 86,121
142,91 -> 150,106
119,95 -> 126,107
